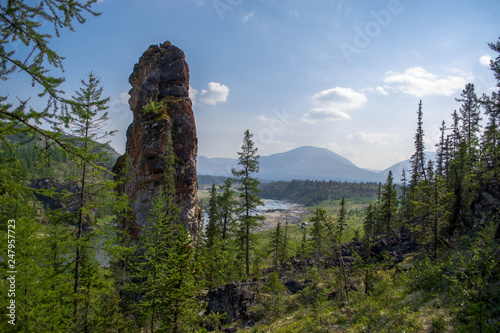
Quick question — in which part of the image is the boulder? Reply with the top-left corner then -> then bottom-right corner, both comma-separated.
205,282 -> 256,325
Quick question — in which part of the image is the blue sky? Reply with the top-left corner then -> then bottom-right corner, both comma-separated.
7,0 -> 500,170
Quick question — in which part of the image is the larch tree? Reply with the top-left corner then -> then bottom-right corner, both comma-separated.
232,129 -> 264,278
59,72 -> 115,325
0,0 -> 100,167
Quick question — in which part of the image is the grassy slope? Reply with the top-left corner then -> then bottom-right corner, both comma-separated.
234,204 -> 499,332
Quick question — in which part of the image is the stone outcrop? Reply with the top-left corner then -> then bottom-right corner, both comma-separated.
114,41 -> 199,236
205,282 -> 256,325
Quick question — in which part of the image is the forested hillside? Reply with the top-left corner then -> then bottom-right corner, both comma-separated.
259,179 -> 379,206
0,131 -> 119,179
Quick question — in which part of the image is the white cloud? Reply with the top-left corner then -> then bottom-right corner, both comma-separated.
302,87 -> 366,124
114,91 -> 129,106
192,82 -> 229,106
323,142 -> 358,157
242,10 -> 255,23
479,55 -> 492,67
346,131 -> 399,145
376,86 -> 388,96
384,67 -> 467,97
189,86 -> 199,105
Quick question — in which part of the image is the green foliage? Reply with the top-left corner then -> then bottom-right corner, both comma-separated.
363,203 -> 375,238
232,129 -> 264,278
379,171 -> 398,235
217,177 -> 237,240
309,207 -> 328,266
206,183 -> 220,248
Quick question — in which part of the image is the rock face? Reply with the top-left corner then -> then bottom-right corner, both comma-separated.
205,282 -> 256,325
115,41 -> 199,236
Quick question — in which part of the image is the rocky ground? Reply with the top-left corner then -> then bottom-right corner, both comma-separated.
256,201 -> 308,232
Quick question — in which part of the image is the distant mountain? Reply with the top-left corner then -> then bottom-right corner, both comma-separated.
198,146 -> 386,182
380,151 -> 438,182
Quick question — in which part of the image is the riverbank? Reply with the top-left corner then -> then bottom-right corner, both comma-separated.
256,199 -> 308,232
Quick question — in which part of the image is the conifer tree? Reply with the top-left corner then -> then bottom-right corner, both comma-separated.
131,103 -> 202,331
218,177 -> 236,240
410,100 -> 427,188
456,83 -> 481,164
232,130 -> 264,278
436,120 -> 447,178
363,204 -> 376,238
399,169 -> 410,222
380,171 -> 398,235
206,183 -> 220,248
0,1 -> 101,168
481,97 -> 500,180
309,207 -> 327,268
325,198 -> 349,302
480,39 -> 500,181
269,220 -> 283,270
58,72 -> 115,325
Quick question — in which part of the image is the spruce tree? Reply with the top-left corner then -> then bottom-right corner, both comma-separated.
456,83 -> 481,164
324,198 -> 350,302
232,130 -> 264,278
436,120 -> 447,178
410,100 -> 427,188
269,220 -> 283,271
480,39 -> 500,181
309,207 -> 327,268
380,171 -> 398,235
218,177 -> 236,241
363,204 -> 376,238
130,103 -> 202,331
399,169 -> 410,221
206,183 -> 220,248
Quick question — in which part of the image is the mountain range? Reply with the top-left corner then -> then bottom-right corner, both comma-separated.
197,146 -> 438,183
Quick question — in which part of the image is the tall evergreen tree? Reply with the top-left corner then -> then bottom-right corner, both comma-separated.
325,198 -> 350,302
309,207 -> 327,268
380,171 -> 398,235
399,169 -> 410,221
363,204 -> 376,238
436,120 -> 447,178
269,220 -> 283,271
58,72 -> 115,325
480,39 -> 500,181
232,130 -> 264,278
456,83 -> 481,163
206,183 -> 220,248
410,100 -> 427,188
218,177 -> 236,241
